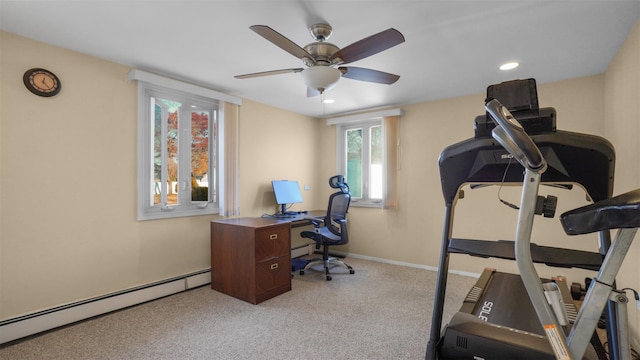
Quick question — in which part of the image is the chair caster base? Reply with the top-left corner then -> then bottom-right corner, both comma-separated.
299,258 -> 354,280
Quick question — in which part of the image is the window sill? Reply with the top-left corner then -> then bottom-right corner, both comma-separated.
138,208 -> 218,221
349,201 -> 382,208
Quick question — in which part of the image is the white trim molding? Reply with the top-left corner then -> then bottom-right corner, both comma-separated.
0,270 -> 211,344
326,108 -> 403,126
127,69 -> 242,106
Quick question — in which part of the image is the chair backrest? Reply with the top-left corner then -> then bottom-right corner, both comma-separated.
326,181 -> 351,240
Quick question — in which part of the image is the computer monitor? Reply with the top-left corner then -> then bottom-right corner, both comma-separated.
271,180 -> 303,215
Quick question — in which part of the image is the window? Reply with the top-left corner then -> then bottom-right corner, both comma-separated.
130,70 -> 241,220
138,84 -> 217,219
341,120 -> 383,206
332,109 -> 401,209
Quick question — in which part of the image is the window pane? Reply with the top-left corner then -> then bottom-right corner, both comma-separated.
153,102 -> 162,205
191,110 -> 210,202
153,98 -> 180,205
370,125 -> 382,199
346,128 -> 363,198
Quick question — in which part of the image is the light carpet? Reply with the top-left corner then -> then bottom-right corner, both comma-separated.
0,257 -> 476,360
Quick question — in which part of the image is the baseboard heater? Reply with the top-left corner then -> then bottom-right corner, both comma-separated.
0,269 -> 211,345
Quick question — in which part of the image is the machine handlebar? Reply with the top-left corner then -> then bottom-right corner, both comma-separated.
485,99 -> 547,174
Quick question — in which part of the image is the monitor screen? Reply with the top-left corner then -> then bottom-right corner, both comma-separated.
271,180 -> 303,205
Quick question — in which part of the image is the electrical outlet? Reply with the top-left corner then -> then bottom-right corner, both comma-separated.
304,185 -> 311,191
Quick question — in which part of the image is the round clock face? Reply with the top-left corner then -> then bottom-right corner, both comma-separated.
23,68 -> 61,97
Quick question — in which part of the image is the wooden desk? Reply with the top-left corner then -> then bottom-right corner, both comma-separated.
210,211 -> 323,304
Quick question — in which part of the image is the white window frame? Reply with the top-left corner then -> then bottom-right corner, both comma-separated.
337,119 -> 383,207
129,70 -> 241,220
330,108 -> 402,208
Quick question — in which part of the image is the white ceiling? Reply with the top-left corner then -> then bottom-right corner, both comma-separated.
1,1 -> 638,118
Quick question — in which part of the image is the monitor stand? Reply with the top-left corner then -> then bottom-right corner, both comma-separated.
276,204 -> 298,217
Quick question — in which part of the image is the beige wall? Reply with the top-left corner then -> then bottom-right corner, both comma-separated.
2,18 -> 639,338
237,99 -> 322,217
0,32 -> 317,318
333,76 -> 606,280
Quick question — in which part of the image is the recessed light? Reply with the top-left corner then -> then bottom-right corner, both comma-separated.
499,62 -> 520,71
322,99 -> 335,104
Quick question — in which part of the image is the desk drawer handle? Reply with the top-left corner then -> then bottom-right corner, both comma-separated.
270,263 -> 279,270
270,234 -> 278,240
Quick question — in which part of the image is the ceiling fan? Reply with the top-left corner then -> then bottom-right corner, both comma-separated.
235,23 -> 405,96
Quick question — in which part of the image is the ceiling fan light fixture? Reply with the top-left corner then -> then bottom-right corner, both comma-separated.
301,66 -> 341,93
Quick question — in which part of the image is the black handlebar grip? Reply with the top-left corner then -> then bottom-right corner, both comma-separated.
485,99 -> 546,173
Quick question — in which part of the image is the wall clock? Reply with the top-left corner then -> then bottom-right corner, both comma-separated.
23,68 -> 61,97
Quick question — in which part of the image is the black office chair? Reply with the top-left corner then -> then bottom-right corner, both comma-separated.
299,175 -> 355,281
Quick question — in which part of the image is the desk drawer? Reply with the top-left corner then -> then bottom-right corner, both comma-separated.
255,224 -> 289,262
256,254 -> 291,295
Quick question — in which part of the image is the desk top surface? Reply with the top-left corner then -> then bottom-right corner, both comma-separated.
212,210 -> 324,228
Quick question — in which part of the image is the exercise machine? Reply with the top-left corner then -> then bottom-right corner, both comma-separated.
425,79 -> 632,359
483,98 -> 639,359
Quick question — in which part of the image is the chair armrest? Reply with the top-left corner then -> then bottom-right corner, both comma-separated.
304,216 -> 325,227
329,218 -> 347,237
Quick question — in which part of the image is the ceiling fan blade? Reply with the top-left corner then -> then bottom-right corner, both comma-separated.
235,68 -> 304,79
330,28 -> 405,65
250,25 -> 314,61
338,67 -> 400,84
307,87 -> 321,97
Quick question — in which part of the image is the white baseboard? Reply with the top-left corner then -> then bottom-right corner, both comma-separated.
0,270 -> 211,345
346,252 -> 481,278
291,244 -> 314,258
